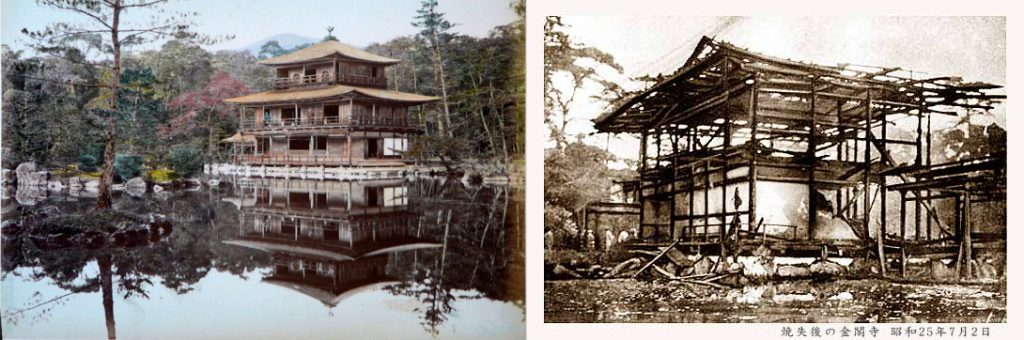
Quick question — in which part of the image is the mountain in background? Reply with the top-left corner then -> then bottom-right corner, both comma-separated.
240,33 -> 318,55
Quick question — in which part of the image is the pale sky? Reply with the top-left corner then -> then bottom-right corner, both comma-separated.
548,16 -> 1006,168
1,0 -> 517,51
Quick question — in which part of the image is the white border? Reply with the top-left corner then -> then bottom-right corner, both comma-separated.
525,0 -> 1021,339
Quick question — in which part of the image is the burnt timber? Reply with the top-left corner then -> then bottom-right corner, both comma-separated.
593,36 -> 1006,278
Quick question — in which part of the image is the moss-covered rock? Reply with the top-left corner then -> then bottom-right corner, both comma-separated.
147,168 -> 179,183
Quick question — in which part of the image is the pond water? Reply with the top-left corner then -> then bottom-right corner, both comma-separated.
2,177 -> 524,339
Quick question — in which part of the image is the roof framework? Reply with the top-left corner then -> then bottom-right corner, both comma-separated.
591,37 -> 1005,279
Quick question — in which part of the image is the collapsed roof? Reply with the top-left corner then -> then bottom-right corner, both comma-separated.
594,36 -> 1005,134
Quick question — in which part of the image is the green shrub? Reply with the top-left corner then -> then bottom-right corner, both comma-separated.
113,154 -> 143,182
168,147 -> 204,177
78,154 -> 98,172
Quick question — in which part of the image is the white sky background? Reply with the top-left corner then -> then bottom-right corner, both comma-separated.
1,0 -> 517,52
548,16 -> 1006,169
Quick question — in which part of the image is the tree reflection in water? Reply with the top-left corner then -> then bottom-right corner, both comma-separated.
2,188 -> 271,339
1,177 -> 524,338
383,178 -> 525,335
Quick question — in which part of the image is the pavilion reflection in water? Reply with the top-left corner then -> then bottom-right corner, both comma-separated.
222,178 -> 440,307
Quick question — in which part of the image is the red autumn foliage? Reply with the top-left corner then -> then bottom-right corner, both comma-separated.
161,72 -> 251,138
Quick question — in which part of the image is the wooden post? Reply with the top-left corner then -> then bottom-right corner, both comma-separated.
836,99 -> 844,216
865,89 -> 881,276
639,131 -> 648,239
853,131 -> 860,219
704,159 -> 710,242
654,131 -> 662,240
671,131 -> 679,240
914,106 -> 923,242
926,112 -> 933,240
748,77 -> 759,237
954,194 -> 962,279
688,162 -> 695,241
720,119 -> 730,261
963,193 -> 973,278
900,191 -> 907,278
880,96 -> 888,276
808,79 -> 818,239
347,133 -> 352,165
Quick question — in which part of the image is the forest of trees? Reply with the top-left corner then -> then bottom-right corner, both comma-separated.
2,0 -> 524,192
543,16 -> 632,239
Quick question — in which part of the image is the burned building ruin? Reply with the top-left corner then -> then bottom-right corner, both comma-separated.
593,36 -> 1006,279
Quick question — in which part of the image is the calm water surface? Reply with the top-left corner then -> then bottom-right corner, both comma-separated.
2,177 -> 524,339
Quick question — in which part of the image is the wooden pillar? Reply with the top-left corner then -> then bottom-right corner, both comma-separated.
347,133 -> 353,165
880,95 -> 888,275
954,194 -> 962,279
688,163 -> 695,240
926,112 -> 933,240
704,159 -> 710,242
914,190 -> 922,241
900,190 -> 907,278
852,131 -> 860,219
639,132 -> 648,238
865,89 -> 880,275
963,193 -> 973,278
653,130 -> 662,240
914,106 -> 923,242
720,119 -> 730,260
748,77 -> 759,235
655,131 -> 662,165
807,79 -> 818,239
836,99 -> 844,216
670,131 -> 679,240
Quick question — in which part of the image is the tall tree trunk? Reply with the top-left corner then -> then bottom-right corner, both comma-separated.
488,79 -> 510,164
412,62 -> 427,132
471,74 -> 498,159
96,1 -> 122,210
430,31 -> 452,138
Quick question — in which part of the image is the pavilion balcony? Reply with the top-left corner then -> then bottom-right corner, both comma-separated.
241,116 -> 423,132
233,154 -> 409,167
271,73 -> 386,89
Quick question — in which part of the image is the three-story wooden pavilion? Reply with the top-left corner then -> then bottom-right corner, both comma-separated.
224,39 -> 438,170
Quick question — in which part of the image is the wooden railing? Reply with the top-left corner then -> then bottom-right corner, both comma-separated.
271,73 -> 386,89
234,154 -> 408,166
242,116 -> 421,130
235,154 -> 354,166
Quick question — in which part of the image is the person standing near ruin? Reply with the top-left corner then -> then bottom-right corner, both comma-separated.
585,229 -> 596,250
604,228 -> 615,251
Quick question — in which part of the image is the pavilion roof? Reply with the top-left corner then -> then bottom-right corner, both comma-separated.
260,40 -> 401,66
224,84 -> 439,105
